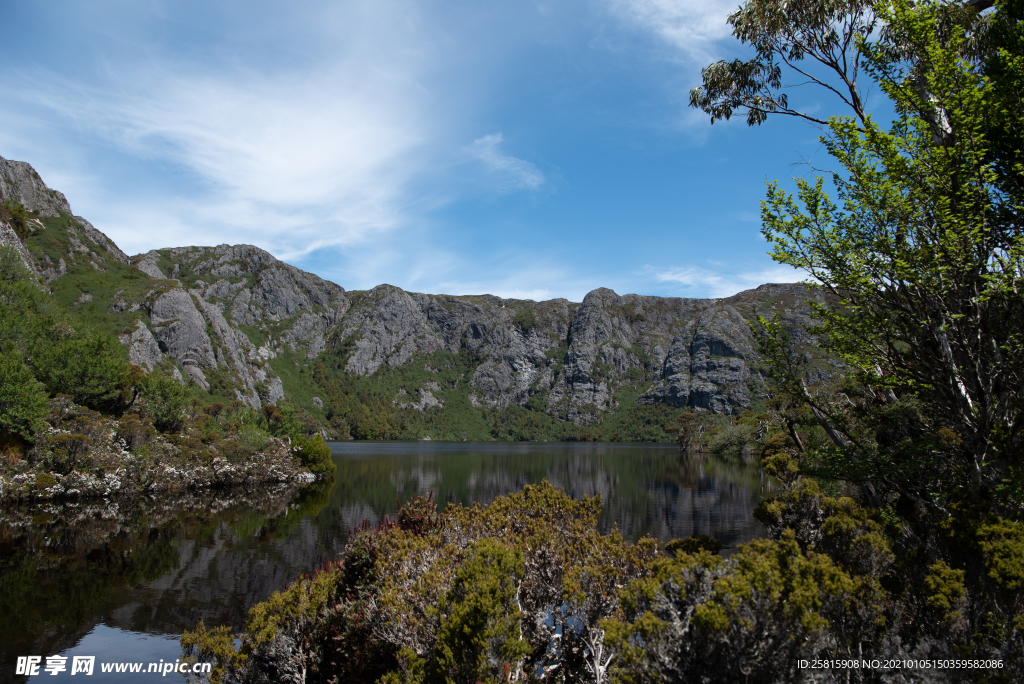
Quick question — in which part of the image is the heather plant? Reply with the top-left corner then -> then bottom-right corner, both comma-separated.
183,482 -> 659,683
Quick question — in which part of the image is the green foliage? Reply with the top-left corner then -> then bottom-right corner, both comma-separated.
428,538 -> 529,684
138,373 -> 190,432
0,244 -> 133,415
114,413 -> 157,452
665,535 -> 722,556
979,519 -> 1024,592
689,0 -> 875,126
193,481 -> 659,683
760,432 -> 800,483
0,199 -> 30,239
924,560 -> 966,622
0,351 -> 49,438
292,433 -> 335,475
606,529 -> 882,684
181,621 -> 245,684
31,331 -> 129,412
752,0 -> 1024,510
511,307 -> 536,332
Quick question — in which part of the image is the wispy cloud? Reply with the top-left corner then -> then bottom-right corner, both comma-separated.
467,133 -> 544,192
653,264 -> 805,298
5,64 -> 430,259
607,0 -> 739,63
0,0 -> 454,260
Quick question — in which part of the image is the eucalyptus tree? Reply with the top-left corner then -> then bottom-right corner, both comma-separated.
692,0 -> 1024,511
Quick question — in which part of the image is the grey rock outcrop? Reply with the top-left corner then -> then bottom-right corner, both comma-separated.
120,319 -> 164,372
1,153 -> 828,423
0,155 -> 73,217
0,219 -> 39,276
149,289 -> 216,389
123,244 -> 346,407
135,251 -> 167,279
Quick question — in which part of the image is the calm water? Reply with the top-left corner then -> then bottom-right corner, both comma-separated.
1,442 -> 767,682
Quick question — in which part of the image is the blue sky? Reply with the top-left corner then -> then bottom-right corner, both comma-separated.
0,0 -> 845,301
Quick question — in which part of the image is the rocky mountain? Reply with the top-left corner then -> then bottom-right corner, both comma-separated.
0,155 -> 829,438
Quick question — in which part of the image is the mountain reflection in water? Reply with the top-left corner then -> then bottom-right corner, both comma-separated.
1,442 -> 766,680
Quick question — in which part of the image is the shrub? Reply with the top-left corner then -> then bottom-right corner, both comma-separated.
0,200 -> 29,239
31,332 -> 129,413
193,481 -> 658,683
237,424 -> 271,450
427,539 -> 529,684
0,351 -> 49,439
606,530 -> 883,684
115,414 -> 157,452
665,534 -> 722,556
44,433 -> 92,475
511,308 -> 537,332
706,422 -> 755,455
292,434 -> 335,475
34,472 -> 56,489
138,373 -> 190,432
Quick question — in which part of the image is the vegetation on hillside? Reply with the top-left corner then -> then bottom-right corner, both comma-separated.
312,344 -> 720,443
0,243 -> 333,499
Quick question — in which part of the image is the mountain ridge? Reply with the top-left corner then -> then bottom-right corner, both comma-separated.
0,155 -> 828,440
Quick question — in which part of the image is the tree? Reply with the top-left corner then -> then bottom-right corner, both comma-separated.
693,0 -> 1024,511
31,332 -> 130,413
0,351 -> 49,439
138,373 -> 191,432
689,0 -> 877,127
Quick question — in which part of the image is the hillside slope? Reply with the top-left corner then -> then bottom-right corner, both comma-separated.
0,155 -> 829,440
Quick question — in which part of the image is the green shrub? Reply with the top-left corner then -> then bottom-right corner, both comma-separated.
511,308 -> 536,332
238,424 -> 271,450
44,433 -> 92,475
428,538 -> 529,684
707,422 -> 755,454
0,200 -> 29,239
0,351 -> 49,439
665,534 -> 722,556
34,472 -> 56,489
115,413 -> 158,452
31,331 -> 129,413
138,373 -> 190,432
292,434 -> 335,475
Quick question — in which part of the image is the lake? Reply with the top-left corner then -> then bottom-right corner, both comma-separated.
1,441 -> 768,682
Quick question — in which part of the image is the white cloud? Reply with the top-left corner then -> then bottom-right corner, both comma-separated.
466,133 -> 544,192
607,0 -> 739,63
654,264 -> 805,298
0,0 -> 454,260
9,63 -> 430,259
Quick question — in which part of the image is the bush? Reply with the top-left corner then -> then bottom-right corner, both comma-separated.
31,332 -> 129,413
0,351 -> 49,439
665,534 -> 722,556
706,422 -> 755,455
292,434 -> 335,475
606,530 -> 883,683
192,481 -> 658,684
238,424 -> 271,451
0,200 -> 29,239
138,373 -> 190,432
115,414 -> 157,452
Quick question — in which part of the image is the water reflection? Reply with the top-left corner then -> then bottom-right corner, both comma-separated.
1,442 -> 765,681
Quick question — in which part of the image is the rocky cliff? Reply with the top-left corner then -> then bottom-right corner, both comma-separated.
1,155 -> 828,434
